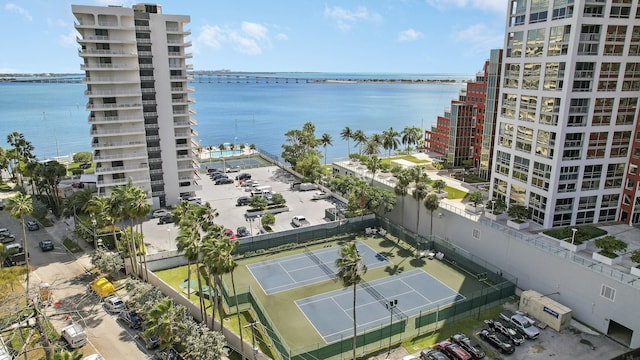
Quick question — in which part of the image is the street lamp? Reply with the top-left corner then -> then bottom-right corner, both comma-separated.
385,299 -> 398,359
243,321 -> 261,359
571,228 -> 578,245
90,214 -> 98,248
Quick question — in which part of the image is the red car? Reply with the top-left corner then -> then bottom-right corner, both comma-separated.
224,229 -> 237,240
435,340 -> 472,360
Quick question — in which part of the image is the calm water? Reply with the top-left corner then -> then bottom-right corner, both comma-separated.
0,73 -> 468,162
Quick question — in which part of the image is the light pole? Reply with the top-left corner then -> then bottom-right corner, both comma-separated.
90,214 -> 98,248
385,299 -> 398,359
571,228 -> 578,245
246,217 -> 254,236
243,321 -> 261,359
167,228 -> 171,251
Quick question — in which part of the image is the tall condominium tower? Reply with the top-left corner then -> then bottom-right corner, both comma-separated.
491,0 -> 640,228
72,4 -> 200,209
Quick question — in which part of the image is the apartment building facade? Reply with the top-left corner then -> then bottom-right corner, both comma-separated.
73,3 -> 200,209
491,0 -> 640,228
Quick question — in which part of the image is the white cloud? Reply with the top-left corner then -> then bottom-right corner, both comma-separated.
426,0 -> 505,13
452,23 -> 504,55
398,29 -> 423,43
60,30 -> 79,48
5,3 -> 33,21
197,22 -> 279,56
324,5 -> 382,31
275,33 -> 288,41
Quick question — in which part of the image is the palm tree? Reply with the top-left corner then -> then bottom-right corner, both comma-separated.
424,194 -> 440,237
85,195 -> 112,248
382,127 -> 400,156
401,126 -> 422,152
394,170 -> 411,224
410,167 -> 430,235
340,126 -> 353,156
365,155 -> 383,185
145,298 -> 181,350
7,192 -> 33,301
352,129 -> 367,154
176,224 -> 202,317
219,237 -> 244,354
335,242 -> 367,360
129,187 -> 150,280
218,143 -> 226,158
432,179 -> 447,194
320,133 -> 333,165
6,132 -> 35,187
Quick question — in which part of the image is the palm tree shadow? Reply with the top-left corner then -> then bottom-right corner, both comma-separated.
378,238 -> 396,248
396,247 -> 414,258
410,257 -> 426,267
384,264 -> 404,275
378,251 -> 395,259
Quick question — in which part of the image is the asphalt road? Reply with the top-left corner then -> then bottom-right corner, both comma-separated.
0,210 -> 151,360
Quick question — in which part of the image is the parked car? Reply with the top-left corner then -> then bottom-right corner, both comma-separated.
157,214 -> 173,224
419,348 -> 450,360
224,229 -> 236,240
152,209 -> 170,218
292,215 -> 308,227
501,312 -> 540,339
477,329 -> 515,354
82,355 -> 104,360
225,165 -> 241,173
236,226 -> 251,237
0,233 -> 16,244
211,173 -> 228,180
39,240 -> 54,252
236,196 -> 251,206
215,178 -> 234,185
154,347 -> 182,360
450,333 -> 485,359
118,310 -> 143,329
139,334 -> 160,350
236,173 -> 251,180
26,221 -> 39,231
206,168 -> 222,174
485,319 -> 525,345
435,340 -> 472,360
311,191 -> 330,200
103,295 -> 125,313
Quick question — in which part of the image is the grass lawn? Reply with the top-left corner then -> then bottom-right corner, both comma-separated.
156,234 -> 494,358
543,225 -> 608,245
381,155 -> 431,166
444,186 -> 467,200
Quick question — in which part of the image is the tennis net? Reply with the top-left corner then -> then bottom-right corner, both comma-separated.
361,281 -> 408,320
304,247 -> 335,278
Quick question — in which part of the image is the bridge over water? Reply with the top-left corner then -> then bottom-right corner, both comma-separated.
190,72 -> 320,84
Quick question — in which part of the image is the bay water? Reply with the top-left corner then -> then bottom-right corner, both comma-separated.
0,73 -> 468,163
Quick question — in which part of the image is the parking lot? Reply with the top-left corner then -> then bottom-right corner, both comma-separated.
142,165 -> 341,254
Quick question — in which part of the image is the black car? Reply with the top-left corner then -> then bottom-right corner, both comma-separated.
206,168 -> 222,174
139,333 -> 160,350
215,178 -> 234,185
158,214 -> 174,225
39,240 -> 54,251
419,348 -> 450,360
211,173 -> 228,181
235,173 -> 251,180
451,333 -> 485,359
26,221 -> 39,231
236,196 -> 250,206
236,226 -> 251,237
478,329 -> 515,354
118,310 -> 143,329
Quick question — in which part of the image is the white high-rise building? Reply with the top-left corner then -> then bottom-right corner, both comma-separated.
73,3 -> 201,209
491,0 -> 640,228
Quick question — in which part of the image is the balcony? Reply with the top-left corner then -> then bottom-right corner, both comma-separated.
78,49 -> 137,57
97,176 -> 148,186
80,63 -> 139,71
83,76 -> 139,85
92,140 -> 146,150
94,152 -> 148,162
90,126 -> 145,136
89,115 -> 143,124
95,163 -> 149,174
85,89 -> 141,97
86,102 -> 143,111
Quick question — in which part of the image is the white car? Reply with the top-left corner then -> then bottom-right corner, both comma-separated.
103,295 -> 125,313
83,355 -> 104,360
312,191 -> 330,200
152,209 -> 170,218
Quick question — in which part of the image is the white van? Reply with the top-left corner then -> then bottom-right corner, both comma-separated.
5,243 -> 23,254
292,215 -> 307,227
187,196 -> 202,205
61,323 -> 88,348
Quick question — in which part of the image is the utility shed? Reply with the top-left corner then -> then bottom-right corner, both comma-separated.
519,290 -> 572,332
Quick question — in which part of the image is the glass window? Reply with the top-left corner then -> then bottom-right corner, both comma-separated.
526,28 -> 546,57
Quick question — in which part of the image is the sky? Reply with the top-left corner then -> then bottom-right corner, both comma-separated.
1,0 -> 507,74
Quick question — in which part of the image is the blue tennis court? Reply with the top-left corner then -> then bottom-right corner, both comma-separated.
247,242 -> 390,295
295,269 -> 465,343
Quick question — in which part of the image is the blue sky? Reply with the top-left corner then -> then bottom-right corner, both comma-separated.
1,0 -> 507,74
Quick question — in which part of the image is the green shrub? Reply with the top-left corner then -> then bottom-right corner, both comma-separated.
543,226 -> 607,245
594,236 -> 627,259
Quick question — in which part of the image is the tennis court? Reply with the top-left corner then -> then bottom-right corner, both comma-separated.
295,269 -> 465,343
247,242 -> 390,295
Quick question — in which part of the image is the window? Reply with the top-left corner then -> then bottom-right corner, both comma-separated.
584,4 -> 604,17
510,0 -> 527,26
522,63 -> 541,89
629,26 -> 640,56
529,0 -> 549,23
578,196 -> 597,210
582,164 -> 602,190
600,284 -> 616,302
509,183 -> 526,203
547,25 -> 571,56
624,62 -> 640,79
472,228 -> 481,240
572,80 -> 592,92
617,98 -> 638,124
495,150 -> 511,175
519,95 -> 538,122
552,0 -> 573,20
555,197 -> 574,212
526,28 -> 546,57
558,166 -> 579,192
602,194 -> 620,208
540,97 -> 560,125
543,62 -> 565,90
535,129 -> 556,159
501,93 -> 517,119
513,155 -> 530,183
529,191 -> 547,224
610,131 -> 631,158
605,163 -> 625,189
531,161 -> 551,191
499,123 -> 515,148
587,132 -> 608,159
578,25 -> 601,55
592,98 -> 613,126
504,63 -> 520,88
515,126 -> 534,153
493,178 -> 508,198
506,31 -> 524,57
610,0 -> 631,18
